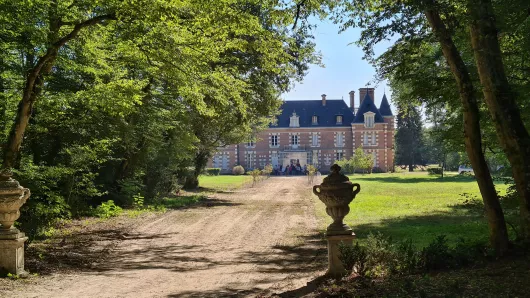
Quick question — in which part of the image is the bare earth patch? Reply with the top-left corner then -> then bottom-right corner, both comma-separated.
0,177 -> 327,297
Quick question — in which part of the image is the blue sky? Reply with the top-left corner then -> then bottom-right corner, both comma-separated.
282,18 -> 396,114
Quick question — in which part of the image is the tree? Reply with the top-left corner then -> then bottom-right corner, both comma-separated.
466,0 -> 530,240
353,147 -> 373,174
334,0 -> 511,254
0,0 -> 322,236
395,103 -> 425,171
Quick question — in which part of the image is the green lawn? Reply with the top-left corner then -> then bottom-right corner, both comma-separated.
198,175 -> 252,191
314,172 -> 512,247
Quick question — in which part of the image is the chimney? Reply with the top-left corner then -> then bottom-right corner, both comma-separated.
321,94 -> 326,106
349,91 -> 355,113
359,87 -> 375,105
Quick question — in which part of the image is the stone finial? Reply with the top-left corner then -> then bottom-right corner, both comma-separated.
322,164 -> 350,185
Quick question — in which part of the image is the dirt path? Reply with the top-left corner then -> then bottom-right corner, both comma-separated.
3,177 -> 326,298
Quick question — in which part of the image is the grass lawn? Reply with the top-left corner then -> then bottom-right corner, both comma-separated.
198,174 -> 252,191
314,171 -> 512,247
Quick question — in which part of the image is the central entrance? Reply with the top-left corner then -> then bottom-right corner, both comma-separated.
281,151 -> 308,167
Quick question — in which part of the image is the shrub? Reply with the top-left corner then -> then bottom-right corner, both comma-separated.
248,169 -> 262,186
339,241 -> 368,276
263,164 -> 273,177
205,168 -> 221,176
339,233 -> 486,279
420,235 -> 452,270
232,165 -> 245,175
92,200 -> 123,219
372,167 -> 385,173
427,167 -> 443,175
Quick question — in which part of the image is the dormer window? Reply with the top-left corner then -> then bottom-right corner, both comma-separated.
312,115 -> 318,125
336,115 -> 343,124
364,112 -> 375,128
289,111 -> 300,127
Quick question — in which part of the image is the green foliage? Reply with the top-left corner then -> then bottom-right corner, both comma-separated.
263,164 -> 273,177
1,0 -> 321,237
339,241 -> 368,276
335,147 -> 375,174
91,200 -> 123,219
132,194 -> 145,210
396,104 -> 426,170
427,167 -> 443,175
248,169 -> 262,187
232,165 -> 245,175
205,168 -> 221,176
339,233 -> 487,278
421,235 -> 452,271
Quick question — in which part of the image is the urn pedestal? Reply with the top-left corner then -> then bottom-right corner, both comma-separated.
0,171 -> 30,275
313,164 -> 360,277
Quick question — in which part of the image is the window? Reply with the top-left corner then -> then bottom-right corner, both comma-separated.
363,132 -> 376,146
271,135 -> 278,147
246,152 -> 254,169
311,133 -> 319,147
213,155 -> 222,168
364,112 -> 375,128
312,115 -> 318,125
336,133 -> 344,147
336,115 -> 343,124
291,135 -> 299,145
246,140 -> 255,147
336,151 -> 344,161
222,155 -> 228,170
289,112 -> 300,127
364,132 -> 374,146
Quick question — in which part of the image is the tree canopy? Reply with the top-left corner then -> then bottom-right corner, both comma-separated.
0,0 -> 324,237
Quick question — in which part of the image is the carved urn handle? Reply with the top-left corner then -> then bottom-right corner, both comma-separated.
312,185 -> 321,196
352,183 -> 361,196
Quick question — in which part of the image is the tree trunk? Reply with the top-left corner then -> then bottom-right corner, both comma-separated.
408,164 -> 413,172
184,150 -> 210,190
425,7 -> 510,255
467,0 -> 530,241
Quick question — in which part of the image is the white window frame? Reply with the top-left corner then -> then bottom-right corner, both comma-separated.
336,151 -> 344,161
271,135 -> 279,147
336,133 -> 344,147
221,155 -> 229,170
291,135 -> 299,145
289,112 -> 300,127
336,115 -> 343,124
246,152 -> 254,169
364,112 -> 375,128
312,115 -> 318,125
311,133 -> 319,147
246,140 -> 255,148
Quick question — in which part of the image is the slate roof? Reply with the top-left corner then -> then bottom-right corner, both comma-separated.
272,100 -> 355,128
379,94 -> 393,116
352,93 -> 385,123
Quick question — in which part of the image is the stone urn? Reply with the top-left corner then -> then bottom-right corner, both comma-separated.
0,171 -> 30,232
313,164 -> 360,236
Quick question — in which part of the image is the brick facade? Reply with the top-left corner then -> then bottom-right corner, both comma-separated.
209,89 -> 395,173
